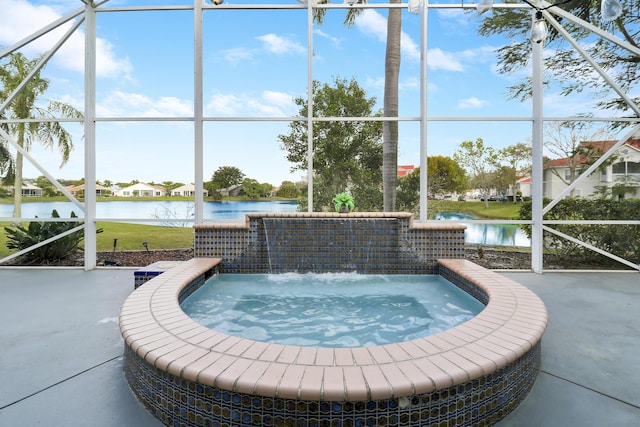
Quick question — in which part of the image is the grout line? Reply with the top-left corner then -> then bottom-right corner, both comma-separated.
0,355 -> 122,411
540,369 -> 640,410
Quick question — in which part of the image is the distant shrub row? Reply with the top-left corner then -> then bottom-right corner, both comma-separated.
519,199 -> 640,267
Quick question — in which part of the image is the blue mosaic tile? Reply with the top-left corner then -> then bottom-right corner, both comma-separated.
194,216 -> 465,274
125,344 -> 540,427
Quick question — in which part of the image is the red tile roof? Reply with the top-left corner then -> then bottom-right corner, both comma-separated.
545,139 -> 640,167
397,165 -> 415,177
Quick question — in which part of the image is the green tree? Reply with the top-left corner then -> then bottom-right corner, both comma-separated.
497,142 -> 532,203
0,109 -> 15,183
427,155 -> 468,196
276,181 -> 299,198
35,175 -> 58,197
544,121 -> 609,197
396,167 -> 420,213
453,138 -> 498,208
0,139 -> 13,184
278,77 -> 383,211
478,1 -> 640,117
0,53 -> 82,220
241,178 -> 262,199
259,182 -> 274,198
0,109 -> 14,182
396,157 -> 468,214
210,166 -> 245,190
161,181 -> 182,196
491,166 -> 515,197
312,0 -> 401,210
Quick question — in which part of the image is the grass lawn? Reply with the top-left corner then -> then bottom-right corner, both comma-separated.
95,222 -> 194,252
0,200 -> 526,259
428,200 -> 524,220
0,221 -> 194,258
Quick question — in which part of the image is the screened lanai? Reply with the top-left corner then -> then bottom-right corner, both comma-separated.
0,0 -> 639,273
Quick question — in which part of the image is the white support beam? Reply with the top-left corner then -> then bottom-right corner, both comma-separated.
0,128 -> 84,211
84,1 -> 97,270
531,35 -> 544,274
306,2 -> 314,212
543,10 -> 640,118
419,1 -> 428,222
0,19 -> 84,117
0,6 -> 85,59
194,0 -> 204,224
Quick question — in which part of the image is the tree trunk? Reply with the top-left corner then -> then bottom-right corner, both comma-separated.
383,1 -> 401,212
12,129 -> 24,223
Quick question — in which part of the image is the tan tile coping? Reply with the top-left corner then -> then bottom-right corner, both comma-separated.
192,212 -> 467,231
120,258 -> 547,402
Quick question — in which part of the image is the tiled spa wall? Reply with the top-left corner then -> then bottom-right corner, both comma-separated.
193,213 -> 466,274
124,341 -> 540,427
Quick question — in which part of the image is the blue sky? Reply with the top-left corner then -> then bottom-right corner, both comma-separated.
0,0 -> 621,186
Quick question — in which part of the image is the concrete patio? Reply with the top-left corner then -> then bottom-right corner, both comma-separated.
0,267 -> 638,426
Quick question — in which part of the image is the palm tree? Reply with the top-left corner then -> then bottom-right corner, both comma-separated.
0,53 -> 82,220
382,0 -> 401,211
0,140 -> 14,182
313,0 -> 401,211
0,117 -> 14,182
0,111 -> 15,183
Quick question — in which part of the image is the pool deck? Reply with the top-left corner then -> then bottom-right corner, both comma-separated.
0,267 -> 639,426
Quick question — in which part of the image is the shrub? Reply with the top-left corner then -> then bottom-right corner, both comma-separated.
519,198 -> 640,266
4,210 -> 102,265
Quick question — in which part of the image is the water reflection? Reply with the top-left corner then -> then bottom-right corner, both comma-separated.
434,212 -> 530,247
0,200 -> 298,224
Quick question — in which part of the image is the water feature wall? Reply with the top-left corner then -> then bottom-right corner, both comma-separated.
193,212 -> 466,274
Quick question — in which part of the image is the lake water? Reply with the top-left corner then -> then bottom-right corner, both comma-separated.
0,200 -> 298,223
435,212 -> 530,247
0,201 -> 530,247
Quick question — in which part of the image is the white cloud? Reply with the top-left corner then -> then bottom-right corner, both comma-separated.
353,9 -> 498,72
427,48 -> 464,71
221,47 -> 254,63
313,29 -> 341,47
206,90 -> 296,117
457,45 -> 497,64
262,90 -> 295,109
97,91 -> 193,117
355,10 -> 421,62
458,97 -> 489,109
436,9 -> 474,29
399,76 -> 419,91
365,75 -> 385,90
0,0 -> 132,79
256,33 -> 305,55
206,92 -> 242,115
355,10 -> 388,43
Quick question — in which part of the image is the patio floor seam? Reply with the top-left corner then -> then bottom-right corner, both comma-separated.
0,355 -> 121,411
540,369 -> 640,410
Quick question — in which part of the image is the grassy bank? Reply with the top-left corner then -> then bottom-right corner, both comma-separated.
0,196 -> 297,204
0,200 -> 525,259
0,221 -> 194,258
428,200 -> 524,220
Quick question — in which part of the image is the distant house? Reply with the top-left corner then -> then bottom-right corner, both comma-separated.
21,182 -> 44,197
171,184 -> 209,197
513,177 -> 531,199
113,183 -> 165,197
543,139 -> 640,199
219,184 -> 243,197
397,165 -> 415,177
65,183 -> 110,197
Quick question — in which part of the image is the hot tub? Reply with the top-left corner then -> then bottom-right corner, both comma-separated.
120,257 -> 547,426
